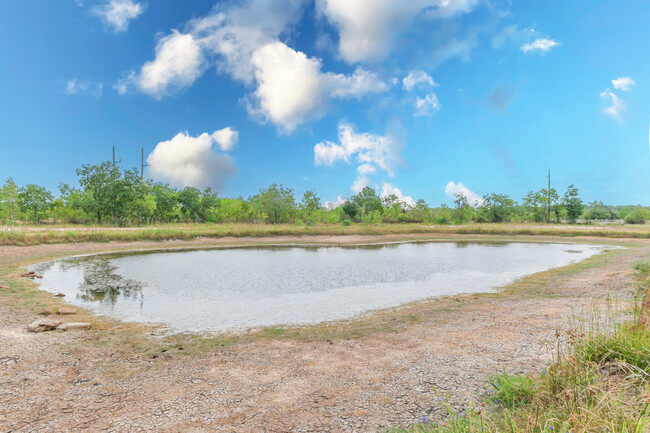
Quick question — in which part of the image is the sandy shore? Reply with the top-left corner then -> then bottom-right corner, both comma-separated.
0,235 -> 646,432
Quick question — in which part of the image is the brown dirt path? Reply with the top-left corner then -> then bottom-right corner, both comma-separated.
0,237 -> 646,433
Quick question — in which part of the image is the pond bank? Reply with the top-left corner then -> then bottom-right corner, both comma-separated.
0,234 -> 647,432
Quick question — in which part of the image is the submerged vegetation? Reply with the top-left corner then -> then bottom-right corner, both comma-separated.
389,266 -> 650,433
2,161 -> 649,228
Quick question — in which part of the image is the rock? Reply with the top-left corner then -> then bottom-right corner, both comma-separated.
40,308 -> 53,316
21,272 -> 42,279
27,318 -> 63,333
57,322 -> 91,331
54,293 -> 65,297
0,285 -> 9,290
57,307 -> 77,315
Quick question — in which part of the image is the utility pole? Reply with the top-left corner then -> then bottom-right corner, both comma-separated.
547,169 -> 551,223
140,147 -> 149,179
112,146 -> 121,166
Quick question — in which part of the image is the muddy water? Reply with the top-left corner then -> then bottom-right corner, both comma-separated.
32,242 -> 604,332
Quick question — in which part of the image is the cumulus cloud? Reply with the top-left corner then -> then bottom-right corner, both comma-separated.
493,26 -> 560,55
612,76 -> 636,92
115,30 -> 205,99
600,88 -> 624,121
414,93 -> 441,116
314,122 -> 404,192
212,127 -> 239,151
403,70 -> 438,91
118,0 -> 388,132
65,79 -> 103,98
324,195 -> 347,210
444,181 -> 483,206
147,130 -> 237,191
91,0 -> 145,33
381,183 -> 416,208
520,38 -> 560,54
250,42 -> 387,133
316,0 -> 481,63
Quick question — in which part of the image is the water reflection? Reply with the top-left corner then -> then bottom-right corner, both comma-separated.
31,242 -> 605,333
75,259 -> 143,305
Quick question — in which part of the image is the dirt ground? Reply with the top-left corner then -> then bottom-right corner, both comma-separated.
0,235 -> 646,433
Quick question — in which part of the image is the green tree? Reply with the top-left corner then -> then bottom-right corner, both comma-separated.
563,185 -> 583,223
0,177 -> 19,223
249,184 -> 296,224
18,184 -> 53,223
452,194 -> 475,223
76,162 -> 124,224
299,190 -> 321,223
151,183 -> 179,223
479,193 -> 515,223
351,187 -> 383,217
177,187 -> 202,221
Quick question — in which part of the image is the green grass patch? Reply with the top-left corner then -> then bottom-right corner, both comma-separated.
387,261 -> 650,433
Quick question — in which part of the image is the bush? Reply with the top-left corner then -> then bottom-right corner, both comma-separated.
434,216 -> 449,225
625,211 -> 646,224
342,219 -> 352,226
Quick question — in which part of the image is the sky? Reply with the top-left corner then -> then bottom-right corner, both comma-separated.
0,0 -> 649,207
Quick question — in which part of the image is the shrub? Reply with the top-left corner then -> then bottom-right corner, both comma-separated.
342,219 -> 352,226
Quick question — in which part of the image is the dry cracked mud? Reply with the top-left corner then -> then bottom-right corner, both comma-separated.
0,236 -> 646,432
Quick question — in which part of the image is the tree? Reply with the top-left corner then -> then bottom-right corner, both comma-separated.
563,185 -> 583,223
352,187 -> 383,216
452,193 -> 475,223
249,184 -> 296,224
151,183 -> 179,223
299,190 -> 321,222
177,187 -> 202,221
18,184 -> 53,223
0,178 -> 19,223
479,193 -> 515,223
76,162 -> 123,224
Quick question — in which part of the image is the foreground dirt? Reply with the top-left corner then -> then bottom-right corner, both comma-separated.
0,236 -> 646,432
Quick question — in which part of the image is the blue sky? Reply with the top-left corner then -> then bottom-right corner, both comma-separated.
0,0 -> 649,206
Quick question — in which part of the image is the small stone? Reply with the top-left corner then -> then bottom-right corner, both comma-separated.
57,307 -> 77,315
57,322 -> 91,331
27,318 -> 62,333
54,293 -> 65,297
40,308 -> 53,316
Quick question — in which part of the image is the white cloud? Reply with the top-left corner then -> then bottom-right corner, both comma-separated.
117,0 -> 387,132
381,183 -> 416,208
249,42 -> 387,133
520,38 -> 560,54
414,93 -> 441,116
612,76 -> 636,92
600,88 -> 624,121
324,195 -> 347,210
116,30 -> 205,99
91,0 -> 145,33
147,130 -> 237,191
314,121 -> 404,193
65,79 -> 103,98
403,70 -> 438,91
314,122 -> 401,175
190,0 -> 305,84
316,0 -> 480,63
351,176 -> 370,193
444,181 -> 483,206
212,127 -> 239,151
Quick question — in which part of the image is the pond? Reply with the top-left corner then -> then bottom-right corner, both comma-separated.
31,242 -> 605,333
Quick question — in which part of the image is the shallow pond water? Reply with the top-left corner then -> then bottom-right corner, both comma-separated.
31,242 -> 605,332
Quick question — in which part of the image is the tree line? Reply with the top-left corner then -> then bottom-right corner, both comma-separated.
0,161 -> 647,226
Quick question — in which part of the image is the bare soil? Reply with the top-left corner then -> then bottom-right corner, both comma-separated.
0,235 -> 646,433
